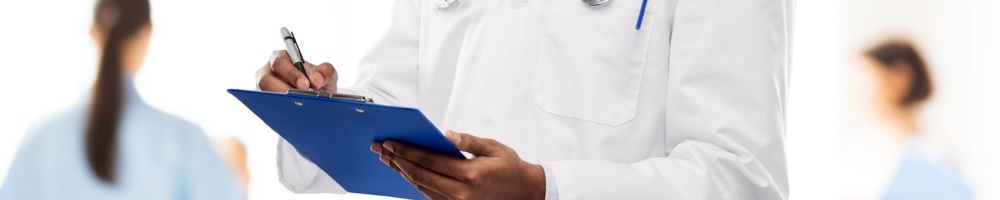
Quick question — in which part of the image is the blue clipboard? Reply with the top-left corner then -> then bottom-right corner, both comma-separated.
228,89 -> 464,200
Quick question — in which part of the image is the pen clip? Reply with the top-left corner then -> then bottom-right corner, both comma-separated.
287,89 -> 375,103
289,32 -> 305,61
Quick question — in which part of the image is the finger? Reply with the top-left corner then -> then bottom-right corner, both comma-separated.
387,156 -> 449,200
391,154 -> 466,196
444,130 -> 462,145
415,185 -> 449,200
255,63 -> 272,88
269,50 -> 310,89
257,73 -> 293,92
448,131 -> 503,156
383,141 -> 466,179
379,150 -> 450,200
308,62 -> 338,91
380,151 -> 399,171
370,142 -> 383,155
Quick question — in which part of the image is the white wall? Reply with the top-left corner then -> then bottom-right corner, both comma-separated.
967,0 -> 1000,198
785,0 -> 842,199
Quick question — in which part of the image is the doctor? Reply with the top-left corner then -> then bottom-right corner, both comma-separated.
257,0 -> 792,199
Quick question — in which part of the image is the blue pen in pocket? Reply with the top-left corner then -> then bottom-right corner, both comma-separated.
636,0 -> 649,30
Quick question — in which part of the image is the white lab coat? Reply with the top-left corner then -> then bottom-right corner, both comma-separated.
277,0 -> 793,199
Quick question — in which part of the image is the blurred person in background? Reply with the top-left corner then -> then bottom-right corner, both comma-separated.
215,137 -> 250,193
0,0 -> 241,199
842,40 -> 973,200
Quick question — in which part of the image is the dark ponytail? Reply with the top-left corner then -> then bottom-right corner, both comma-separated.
86,0 -> 150,184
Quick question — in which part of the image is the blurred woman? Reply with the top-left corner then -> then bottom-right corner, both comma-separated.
841,40 -> 972,200
0,0 -> 241,199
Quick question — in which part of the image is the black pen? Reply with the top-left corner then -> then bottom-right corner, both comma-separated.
280,27 -> 311,88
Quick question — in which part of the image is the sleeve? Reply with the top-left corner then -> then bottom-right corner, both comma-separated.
541,164 -> 561,200
0,126 -> 45,200
178,126 -> 243,200
540,0 -> 792,199
276,0 -> 423,193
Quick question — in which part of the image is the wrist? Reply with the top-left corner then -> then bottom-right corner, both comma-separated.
525,163 -> 546,200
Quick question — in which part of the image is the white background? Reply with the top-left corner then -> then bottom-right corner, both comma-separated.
0,0 -> 996,199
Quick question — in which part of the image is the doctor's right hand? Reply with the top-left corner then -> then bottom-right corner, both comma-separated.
256,50 -> 339,92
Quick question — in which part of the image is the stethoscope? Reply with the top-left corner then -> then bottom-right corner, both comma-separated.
438,0 -> 610,9
438,0 -> 648,30
582,0 -> 611,6
438,0 -> 461,9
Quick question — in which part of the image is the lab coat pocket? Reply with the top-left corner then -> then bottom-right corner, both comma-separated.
532,0 -> 657,126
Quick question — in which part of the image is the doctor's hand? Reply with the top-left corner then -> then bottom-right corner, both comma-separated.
370,131 -> 546,200
256,50 -> 339,92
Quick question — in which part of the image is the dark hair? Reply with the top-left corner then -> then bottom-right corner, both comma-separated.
86,0 -> 150,184
865,40 -> 933,107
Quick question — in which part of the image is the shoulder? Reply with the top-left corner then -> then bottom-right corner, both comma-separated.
20,106 -> 87,149
6,106 -> 87,180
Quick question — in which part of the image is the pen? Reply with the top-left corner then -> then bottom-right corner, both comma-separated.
280,27 -> 311,88
636,0 -> 648,30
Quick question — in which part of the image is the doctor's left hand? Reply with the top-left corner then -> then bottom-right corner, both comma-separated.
370,131 -> 545,200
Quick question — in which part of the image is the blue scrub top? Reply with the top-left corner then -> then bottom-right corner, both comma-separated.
0,81 -> 241,200
882,139 -> 974,200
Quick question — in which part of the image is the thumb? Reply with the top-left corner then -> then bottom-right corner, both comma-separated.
309,62 -> 338,91
445,130 -> 501,156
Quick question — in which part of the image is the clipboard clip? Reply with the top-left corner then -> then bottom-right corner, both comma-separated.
287,89 -> 374,103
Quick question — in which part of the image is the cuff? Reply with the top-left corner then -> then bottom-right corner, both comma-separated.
540,163 -> 561,200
